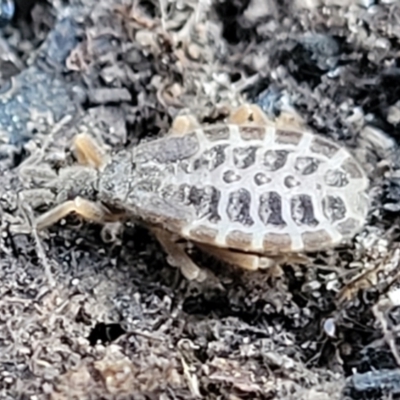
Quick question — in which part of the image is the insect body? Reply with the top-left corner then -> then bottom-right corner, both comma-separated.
32,104 -> 369,280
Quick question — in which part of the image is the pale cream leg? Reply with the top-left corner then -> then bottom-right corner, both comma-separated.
72,133 -> 107,169
170,114 -> 200,136
35,196 -> 115,230
282,253 -> 310,265
197,243 -> 277,270
151,227 -> 207,281
228,103 -> 306,131
228,103 -> 272,126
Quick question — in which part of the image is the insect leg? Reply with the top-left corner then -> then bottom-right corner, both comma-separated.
169,114 -> 200,136
150,226 -> 207,281
228,103 -> 272,126
72,133 -> 107,169
196,244 -> 286,278
196,244 -> 276,270
35,197 -> 113,230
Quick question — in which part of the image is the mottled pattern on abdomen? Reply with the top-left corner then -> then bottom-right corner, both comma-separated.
134,124 -> 369,254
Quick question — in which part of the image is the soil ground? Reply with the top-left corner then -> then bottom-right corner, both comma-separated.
1,0 -> 400,399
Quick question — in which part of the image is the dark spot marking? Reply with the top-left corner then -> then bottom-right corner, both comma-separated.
275,129 -> 303,145
193,144 -> 228,171
188,186 -> 220,223
179,160 -> 191,174
323,196 -> 346,222
189,225 -> 218,243
239,126 -> 266,140
223,170 -> 242,183
336,218 -> 361,236
259,192 -> 286,227
324,169 -> 349,187
341,158 -> 364,179
161,184 -> 178,200
310,137 -> 339,158
233,146 -> 258,169
264,150 -> 290,171
284,175 -> 300,188
301,230 -> 333,251
227,189 -> 254,226
173,184 -> 191,204
254,172 -> 271,186
226,230 -> 253,249
263,233 -> 292,252
294,157 -> 321,175
202,125 -> 230,141
291,195 -> 319,227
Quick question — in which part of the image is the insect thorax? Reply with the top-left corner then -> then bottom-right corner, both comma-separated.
98,150 -> 135,208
